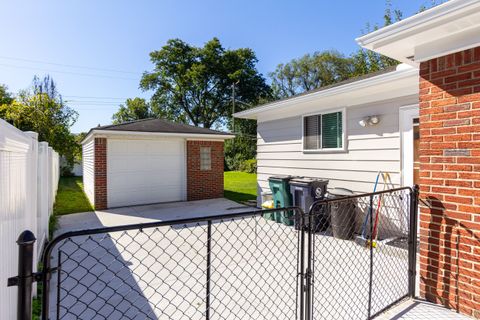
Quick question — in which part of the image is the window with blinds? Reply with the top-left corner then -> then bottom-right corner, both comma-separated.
303,111 -> 343,150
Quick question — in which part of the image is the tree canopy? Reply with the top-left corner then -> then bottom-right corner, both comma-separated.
112,97 -> 154,124
140,37 -> 271,129
269,50 -> 355,98
0,76 -> 79,166
0,85 -> 13,105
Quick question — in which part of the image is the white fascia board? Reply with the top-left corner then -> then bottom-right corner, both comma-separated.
83,130 -> 234,142
234,65 -> 418,120
356,0 -> 480,64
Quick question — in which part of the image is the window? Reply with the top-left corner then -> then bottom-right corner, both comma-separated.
303,110 -> 344,151
200,147 -> 211,170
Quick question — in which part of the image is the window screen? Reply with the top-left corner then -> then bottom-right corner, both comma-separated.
303,111 -> 343,150
200,147 -> 211,170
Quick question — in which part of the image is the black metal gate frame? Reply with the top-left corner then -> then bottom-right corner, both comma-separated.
39,206 -> 306,320
8,186 -> 418,320
303,186 -> 419,320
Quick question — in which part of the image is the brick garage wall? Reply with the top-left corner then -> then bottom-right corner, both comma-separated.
94,137 -> 107,210
187,140 -> 224,201
419,47 -> 480,318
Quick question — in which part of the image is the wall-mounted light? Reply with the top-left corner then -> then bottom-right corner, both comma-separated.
358,115 -> 380,127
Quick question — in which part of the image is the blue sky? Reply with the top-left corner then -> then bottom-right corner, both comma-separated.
0,0 -> 430,133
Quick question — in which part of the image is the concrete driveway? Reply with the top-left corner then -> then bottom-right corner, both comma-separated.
47,199 -> 464,320
48,199 -> 299,319
55,198 -> 252,234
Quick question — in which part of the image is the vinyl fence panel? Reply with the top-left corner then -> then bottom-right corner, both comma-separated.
0,119 -> 60,319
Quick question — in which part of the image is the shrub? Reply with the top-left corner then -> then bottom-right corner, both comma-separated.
239,159 -> 257,173
60,165 -> 74,177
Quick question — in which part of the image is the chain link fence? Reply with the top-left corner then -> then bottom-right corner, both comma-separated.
32,187 -> 417,320
40,208 -> 304,320
308,187 -> 417,320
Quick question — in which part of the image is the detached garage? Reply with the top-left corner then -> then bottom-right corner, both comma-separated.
81,118 -> 234,209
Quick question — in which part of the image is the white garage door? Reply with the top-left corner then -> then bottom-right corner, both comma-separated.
107,138 -> 186,208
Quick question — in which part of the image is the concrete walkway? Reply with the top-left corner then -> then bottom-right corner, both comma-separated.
376,299 -> 473,319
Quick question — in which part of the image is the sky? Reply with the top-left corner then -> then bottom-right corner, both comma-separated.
0,0 -> 431,133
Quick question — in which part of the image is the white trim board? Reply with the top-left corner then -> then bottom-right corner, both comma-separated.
400,105 -> 419,187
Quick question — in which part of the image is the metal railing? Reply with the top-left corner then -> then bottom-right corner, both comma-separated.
8,186 -> 418,320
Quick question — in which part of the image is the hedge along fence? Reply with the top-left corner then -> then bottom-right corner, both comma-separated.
0,118 -> 60,319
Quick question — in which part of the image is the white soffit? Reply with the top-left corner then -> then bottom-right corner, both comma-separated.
356,0 -> 480,66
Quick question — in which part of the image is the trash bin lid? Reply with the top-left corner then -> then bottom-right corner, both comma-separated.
289,177 -> 314,184
269,175 -> 294,182
327,187 -> 354,197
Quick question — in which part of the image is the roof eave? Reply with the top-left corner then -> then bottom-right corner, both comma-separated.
234,65 -> 417,120
81,130 -> 235,145
356,0 -> 480,65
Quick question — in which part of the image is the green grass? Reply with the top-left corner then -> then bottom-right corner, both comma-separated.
53,177 -> 94,215
224,171 -> 257,203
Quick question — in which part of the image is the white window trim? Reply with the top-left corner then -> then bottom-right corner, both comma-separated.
302,107 -> 347,153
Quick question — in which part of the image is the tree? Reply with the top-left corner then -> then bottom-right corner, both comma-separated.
351,1 -> 402,75
0,84 -> 13,105
0,76 -> 79,166
269,50 -> 355,98
140,38 -> 271,128
112,97 -> 155,124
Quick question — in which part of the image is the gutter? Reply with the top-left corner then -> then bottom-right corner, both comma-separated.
356,0 -> 480,49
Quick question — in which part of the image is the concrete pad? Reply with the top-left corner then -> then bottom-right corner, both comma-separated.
56,198 -> 252,234
376,299 -> 473,319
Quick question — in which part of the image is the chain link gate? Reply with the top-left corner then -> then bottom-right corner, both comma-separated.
8,186 -> 418,320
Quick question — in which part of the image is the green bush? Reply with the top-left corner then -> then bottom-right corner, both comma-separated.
60,165 -> 74,177
239,159 -> 257,173
224,134 -> 256,171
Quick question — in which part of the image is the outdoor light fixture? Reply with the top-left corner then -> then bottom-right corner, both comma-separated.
369,115 -> 379,124
358,115 -> 380,127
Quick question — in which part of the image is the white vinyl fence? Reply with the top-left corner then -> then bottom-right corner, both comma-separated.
0,119 -> 60,319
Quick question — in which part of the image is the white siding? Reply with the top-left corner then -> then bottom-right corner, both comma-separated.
256,96 -> 417,199
82,139 -> 94,205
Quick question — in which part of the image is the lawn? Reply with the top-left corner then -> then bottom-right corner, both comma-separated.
54,177 -> 94,215
224,171 -> 257,203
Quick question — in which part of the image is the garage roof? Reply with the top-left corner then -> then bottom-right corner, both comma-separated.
82,118 -> 234,144
94,118 -> 232,135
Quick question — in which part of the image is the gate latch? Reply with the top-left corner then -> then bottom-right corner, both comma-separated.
7,268 -> 58,287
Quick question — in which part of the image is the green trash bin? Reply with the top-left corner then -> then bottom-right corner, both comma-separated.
268,175 -> 294,223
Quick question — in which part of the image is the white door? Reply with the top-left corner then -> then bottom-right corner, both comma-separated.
107,138 -> 186,208
400,105 -> 419,187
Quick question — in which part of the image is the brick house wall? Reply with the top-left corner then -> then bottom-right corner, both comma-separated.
94,137 -> 107,210
186,140 -> 224,201
418,47 -> 480,318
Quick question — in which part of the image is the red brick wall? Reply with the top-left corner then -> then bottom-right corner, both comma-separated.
418,47 -> 480,318
94,137 -> 107,210
186,140 -> 224,201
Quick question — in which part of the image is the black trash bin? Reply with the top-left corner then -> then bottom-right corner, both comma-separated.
289,177 -> 329,231
327,188 -> 356,240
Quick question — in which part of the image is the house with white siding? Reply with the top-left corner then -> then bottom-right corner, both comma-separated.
236,1 -> 480,316
234,63 -> 419,202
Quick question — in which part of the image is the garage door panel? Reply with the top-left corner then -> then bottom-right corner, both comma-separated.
108,186 -> 185,207
108,171 -> 182,187
108,157 -> 183,174
107,139 -> 185,207
109,140 -> 183,156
